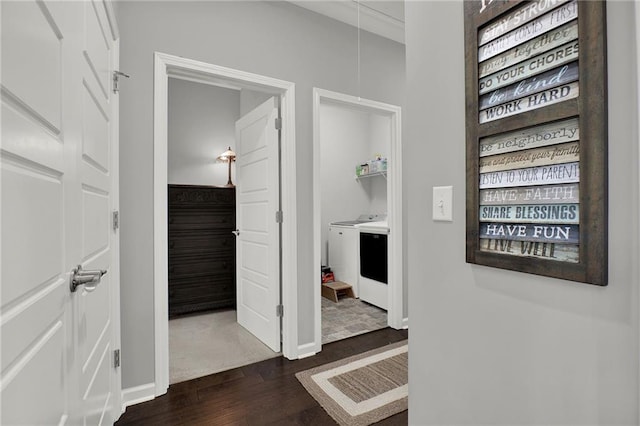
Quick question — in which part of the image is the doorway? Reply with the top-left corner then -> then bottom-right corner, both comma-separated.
312,88 -> 404,353
153,53 -> 298,396
166,79 -> 281,384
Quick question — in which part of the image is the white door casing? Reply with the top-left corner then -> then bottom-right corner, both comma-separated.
235,97 -> 281,352
1,1 -> 121,424
153,53 -> 297,396
312,88 -> 404,355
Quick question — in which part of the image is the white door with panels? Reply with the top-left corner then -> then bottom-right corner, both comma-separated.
1,1 -> 121,424
234,97 -> 281,352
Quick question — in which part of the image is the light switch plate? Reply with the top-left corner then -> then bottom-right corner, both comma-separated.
433,186 -> 453,222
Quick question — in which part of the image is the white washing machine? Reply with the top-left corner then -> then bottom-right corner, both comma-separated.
356,220 -> 389,310
328,223 -> 359,295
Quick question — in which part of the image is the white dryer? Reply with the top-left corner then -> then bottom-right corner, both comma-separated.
356,220 -> 389,310
328,214 -> 384,297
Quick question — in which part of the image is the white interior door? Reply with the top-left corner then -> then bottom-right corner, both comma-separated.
76,0 -> 120,424
1,1 -> 120,424
235,97 -> 281,352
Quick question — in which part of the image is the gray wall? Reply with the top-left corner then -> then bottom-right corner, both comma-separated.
240,89 -> 272,117
117,1 -> 405,388
368,113 -> 391,214
405,1 -> 639,424
168,79 -> 240,186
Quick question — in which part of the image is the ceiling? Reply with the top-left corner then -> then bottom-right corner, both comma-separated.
288,1 -> 405,44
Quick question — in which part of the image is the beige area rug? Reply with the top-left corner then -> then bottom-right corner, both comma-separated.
296,341 -> 408,426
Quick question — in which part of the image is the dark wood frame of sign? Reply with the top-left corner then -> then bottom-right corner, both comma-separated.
464,0 -> 608,285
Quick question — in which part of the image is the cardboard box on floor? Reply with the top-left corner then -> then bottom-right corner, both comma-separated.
321,281 -> 355,303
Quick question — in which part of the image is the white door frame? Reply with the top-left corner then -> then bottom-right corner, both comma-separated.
152,52 -> 298,396
110,38 -> 123,420
312,88 -> 404,353
635,4 -> 640,415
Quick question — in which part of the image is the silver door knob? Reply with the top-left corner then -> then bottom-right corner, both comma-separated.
70,264 -> 107,293
232,229 -> 240,237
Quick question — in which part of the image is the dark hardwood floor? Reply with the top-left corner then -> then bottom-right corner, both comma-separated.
115,328 -> 408,426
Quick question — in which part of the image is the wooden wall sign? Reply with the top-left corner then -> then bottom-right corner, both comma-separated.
464,0 -> 608,285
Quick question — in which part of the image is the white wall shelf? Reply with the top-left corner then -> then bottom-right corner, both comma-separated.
355,171 -> 387,180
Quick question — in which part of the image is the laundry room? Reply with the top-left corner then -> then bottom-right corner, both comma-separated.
318,96 -> 397,344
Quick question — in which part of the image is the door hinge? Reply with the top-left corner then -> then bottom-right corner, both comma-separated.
114,349 -> 121,368
113,70 -> 130,94
275,211 -> 283,223
275,117 -> 282,130
112,210 -> 119,231
276,304 -> 284,317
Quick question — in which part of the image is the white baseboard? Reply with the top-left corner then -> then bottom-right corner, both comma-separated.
122,383 -> 156,411
297,342 -> 318,359
402,317 -> 409,329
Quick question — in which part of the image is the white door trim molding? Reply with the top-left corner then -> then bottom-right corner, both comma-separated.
312,88 -> 404,354
635,4 -> 640,419
153,52 -> 298,396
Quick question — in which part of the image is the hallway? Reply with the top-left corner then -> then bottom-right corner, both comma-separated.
116,328 -> 408,425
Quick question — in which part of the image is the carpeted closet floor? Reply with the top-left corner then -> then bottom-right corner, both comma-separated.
169,309 -> 279,384
169,297 -> 388,384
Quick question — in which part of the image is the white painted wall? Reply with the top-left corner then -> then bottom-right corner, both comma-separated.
319,103 -> 389,265
117,1 -> 405,389
240,89 -> 272,116
368,113 -> 390,214
168,79 -> 239,186
405,1 -> 639,424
